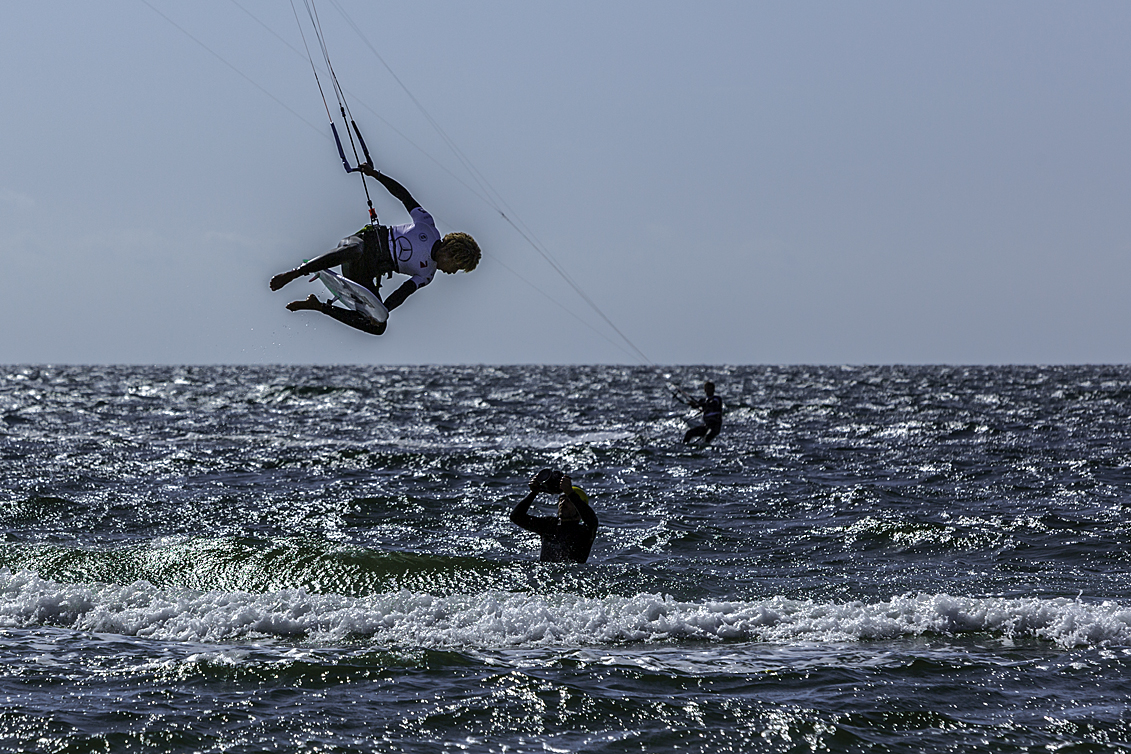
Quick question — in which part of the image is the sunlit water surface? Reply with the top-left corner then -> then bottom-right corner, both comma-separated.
3,365 -> 1131,752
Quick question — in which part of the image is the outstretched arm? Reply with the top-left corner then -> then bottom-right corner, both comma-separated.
358,165 -> 421,212
383,280 -> 418,312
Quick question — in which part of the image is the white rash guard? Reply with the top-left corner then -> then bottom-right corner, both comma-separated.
388,207 -> 441,288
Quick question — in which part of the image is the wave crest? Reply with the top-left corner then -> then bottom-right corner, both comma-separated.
2,568 -> 1128,649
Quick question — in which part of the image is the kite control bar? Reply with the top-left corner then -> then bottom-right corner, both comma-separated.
331,112 -> 374,174
292,0 -> 378,221
670,384 -> 694,406
331,122 -> 354,173
330,112 -> 378,221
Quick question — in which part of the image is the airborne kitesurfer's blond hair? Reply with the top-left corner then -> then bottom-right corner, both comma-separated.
440,232 -> 481,272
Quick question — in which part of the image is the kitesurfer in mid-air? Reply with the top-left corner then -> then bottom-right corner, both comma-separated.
269,165 -> 481,335
680,381 -> 723,444
510,468 -> 598,564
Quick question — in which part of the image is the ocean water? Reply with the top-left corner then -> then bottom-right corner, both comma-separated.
3,364 -> 1131,753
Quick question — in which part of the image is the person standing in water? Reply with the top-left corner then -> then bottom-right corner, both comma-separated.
681,381 -> 723,444
509,468 -> 598,564
269,165 -> 480,335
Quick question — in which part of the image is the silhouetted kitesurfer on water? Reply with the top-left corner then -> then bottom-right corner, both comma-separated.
270,165 -> 481,335
510,468 -> 598,563
679,381 -> 723,444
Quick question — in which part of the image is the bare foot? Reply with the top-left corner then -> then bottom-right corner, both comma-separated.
286,294 -> 323,312
270,270 -> 301,291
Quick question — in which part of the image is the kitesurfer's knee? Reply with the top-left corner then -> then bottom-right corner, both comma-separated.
349,313 -> 387,336
291,236 -> 365,278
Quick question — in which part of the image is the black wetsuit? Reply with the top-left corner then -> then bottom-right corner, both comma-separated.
510,488 -> 598,563
683,394 -> 723,444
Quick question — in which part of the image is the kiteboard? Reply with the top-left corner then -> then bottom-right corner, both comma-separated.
316,269 -> 388,324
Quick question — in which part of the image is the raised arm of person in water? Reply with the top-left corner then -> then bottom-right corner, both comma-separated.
510,468 -> 598,563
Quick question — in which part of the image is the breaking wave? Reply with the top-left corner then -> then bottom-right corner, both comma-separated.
2,568 -> 1128,650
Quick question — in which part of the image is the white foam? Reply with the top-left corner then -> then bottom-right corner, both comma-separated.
2,568 -> 1129,649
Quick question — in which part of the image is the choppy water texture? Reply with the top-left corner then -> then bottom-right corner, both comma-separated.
3,365 -> 1131,752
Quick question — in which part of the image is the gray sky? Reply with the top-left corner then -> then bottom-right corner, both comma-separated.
2,1 -> 1129,365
